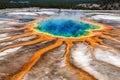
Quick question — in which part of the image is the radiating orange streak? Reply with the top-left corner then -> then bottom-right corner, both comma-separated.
101,35 -> 120,43
65,41 -> 96,80
93,37 -> 104,45
105,33 -> 120,37
112,26 -> 120,30
0,36 -> 46,53
86,38 -> 97,46
0,31 -> 37,43
85,36 -> 104,47
0,25 -> 28,33
10,39 -> 63,80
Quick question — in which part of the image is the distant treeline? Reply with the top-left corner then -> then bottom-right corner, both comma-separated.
0,2 -> 78,9
0,0 -> 118,3
0,0 -> 119,9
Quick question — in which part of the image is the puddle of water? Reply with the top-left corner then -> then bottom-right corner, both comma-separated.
0,15 -> 12,18
19,18 -> 35,22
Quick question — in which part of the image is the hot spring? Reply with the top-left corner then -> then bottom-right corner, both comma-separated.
34,19 -> 100,38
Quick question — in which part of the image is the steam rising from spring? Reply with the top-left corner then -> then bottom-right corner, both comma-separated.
51,10 -> 84,20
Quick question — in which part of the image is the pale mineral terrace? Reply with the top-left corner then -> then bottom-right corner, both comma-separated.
0,8 -> 120,80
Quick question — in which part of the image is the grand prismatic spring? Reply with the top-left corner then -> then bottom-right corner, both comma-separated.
0,9 -> 120,80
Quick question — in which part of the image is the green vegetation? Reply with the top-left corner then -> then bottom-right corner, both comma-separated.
0,2 -> 78,9
0,0 -> 119,9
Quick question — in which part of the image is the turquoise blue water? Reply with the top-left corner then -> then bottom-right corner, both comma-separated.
19,18 -> 35,22
0,15 -> 12,18
35,19 -> 99,38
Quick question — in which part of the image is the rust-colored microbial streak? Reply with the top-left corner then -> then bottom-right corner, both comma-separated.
0,17 -> 120,80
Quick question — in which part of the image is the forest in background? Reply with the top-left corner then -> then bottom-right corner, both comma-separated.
0,0 -> 119,10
